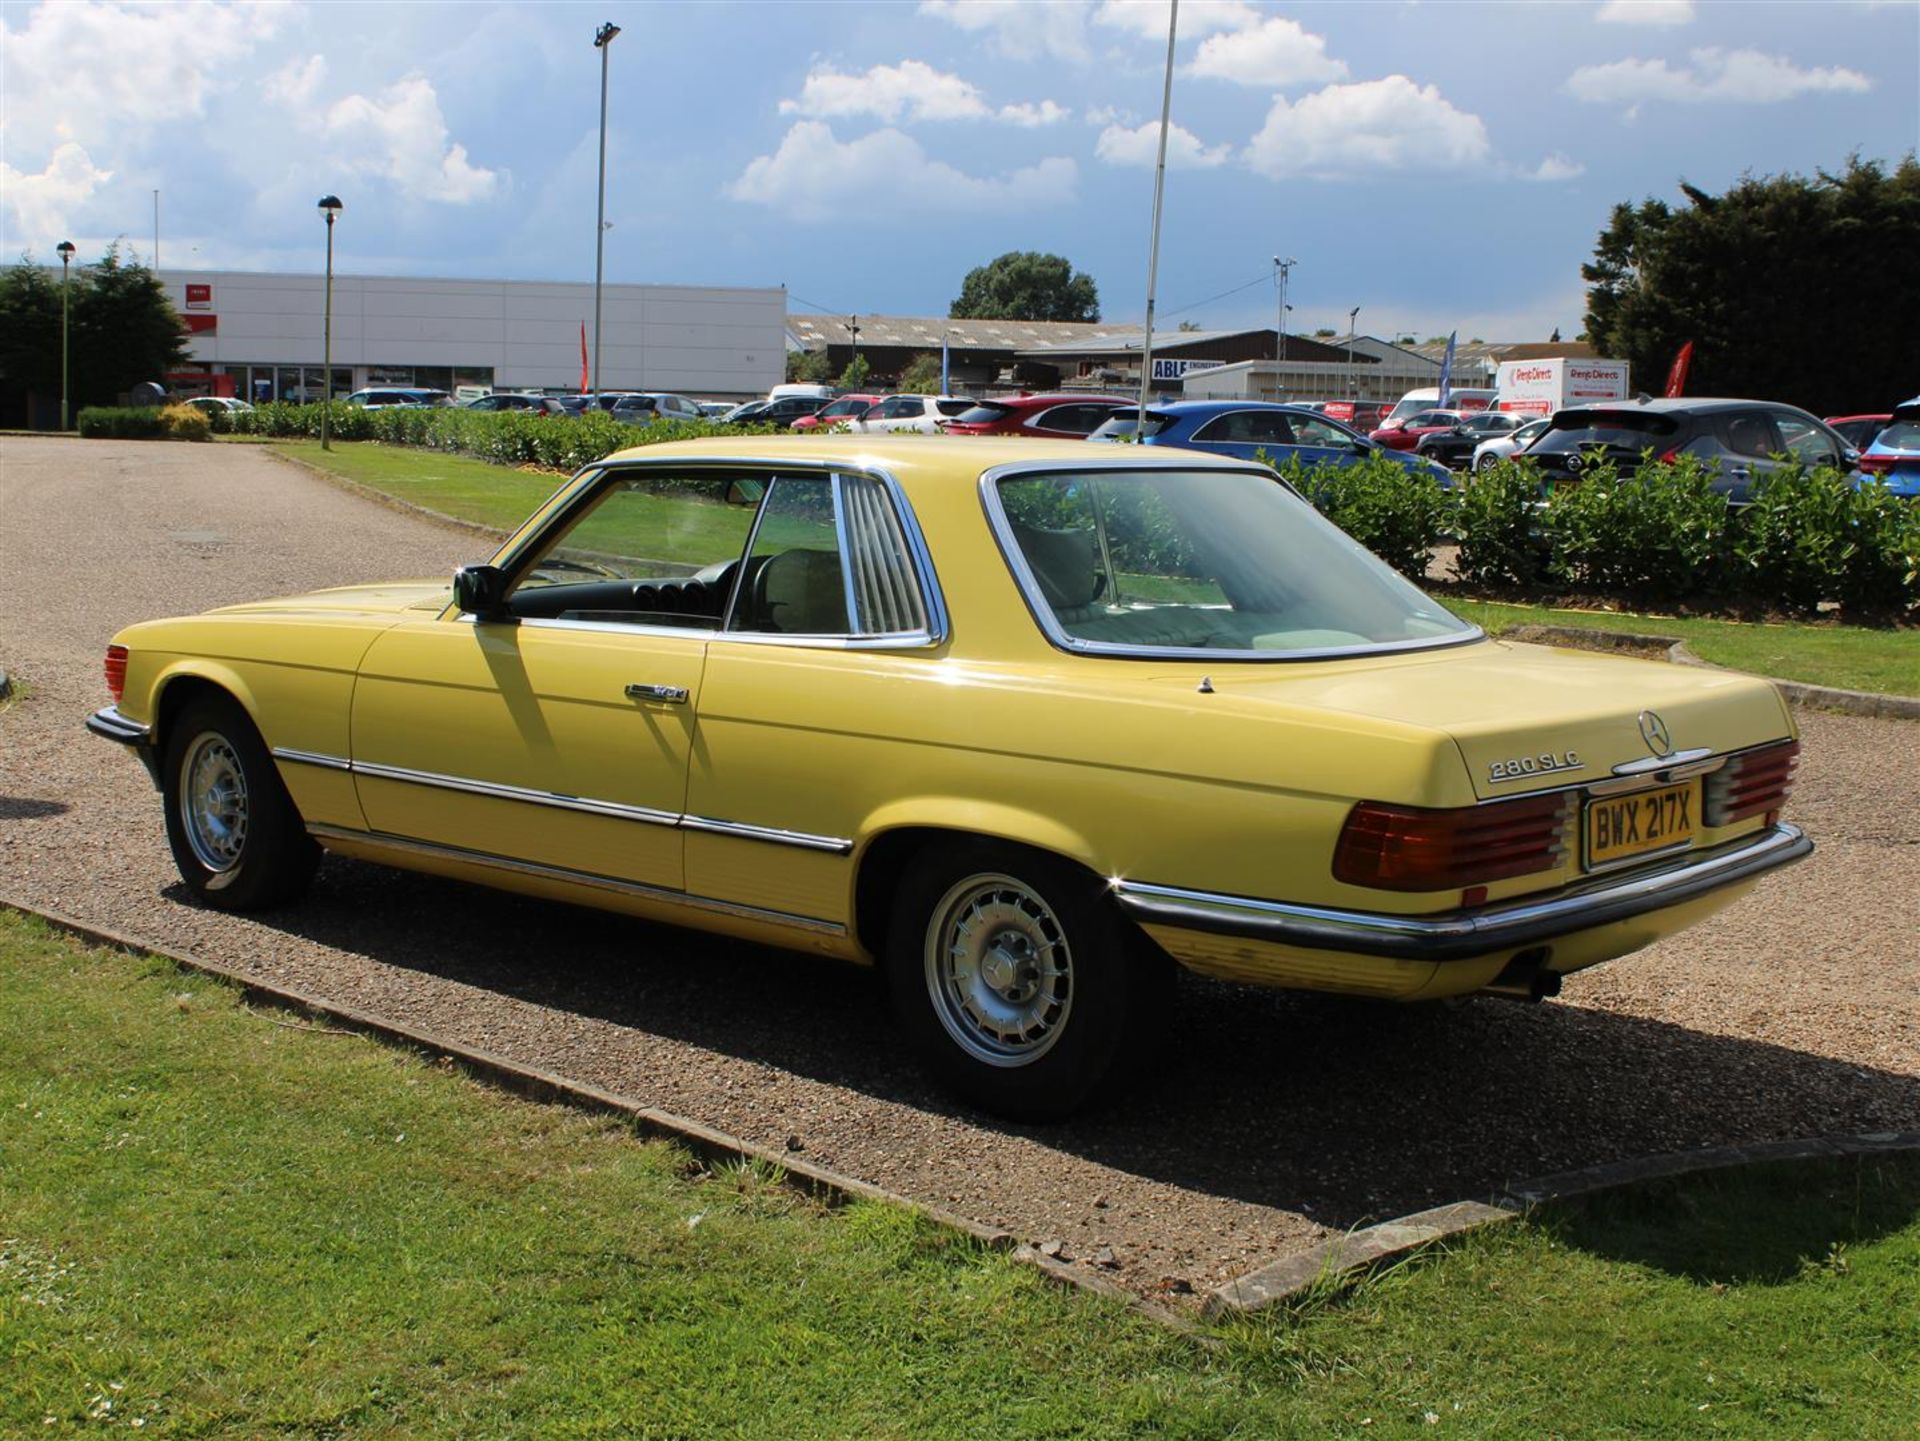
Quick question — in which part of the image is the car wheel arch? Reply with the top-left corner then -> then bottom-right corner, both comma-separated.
851,821 -> 1109,962
151,665 -> 265,767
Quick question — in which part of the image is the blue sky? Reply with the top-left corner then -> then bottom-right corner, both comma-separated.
4,0 -> 1914,342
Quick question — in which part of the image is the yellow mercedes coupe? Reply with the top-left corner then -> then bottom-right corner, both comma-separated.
89,437 -> 1810,1116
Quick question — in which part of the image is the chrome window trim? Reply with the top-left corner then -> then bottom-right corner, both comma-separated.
977,458 -> 1485,664
278,749 -> 853,852
477,455 -> 947,652
306,823 -> 845,936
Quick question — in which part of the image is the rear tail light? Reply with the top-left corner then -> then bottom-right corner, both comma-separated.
104,644 -> 128,703
1704,740 -> 1799,826
1856,454 -> 1894,474
1334,792 -> 1572,892
1657,447 -> 1681,463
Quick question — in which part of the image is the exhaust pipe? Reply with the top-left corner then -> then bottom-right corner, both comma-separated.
1481,949 -> 1561,1003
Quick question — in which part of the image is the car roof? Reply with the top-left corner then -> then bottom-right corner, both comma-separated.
973,392 -> 1131,407
602,433 -> 1260,481
1121,400 -> 1337,417
1557,397 -> 1808,417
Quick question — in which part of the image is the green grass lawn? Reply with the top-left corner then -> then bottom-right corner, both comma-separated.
1449,599 -> 1920,697
3,909 -> 1917,1437
267,438 -> 564,534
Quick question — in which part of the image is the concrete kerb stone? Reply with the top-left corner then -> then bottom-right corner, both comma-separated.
1205,1131 -> 1920,1320
2,897 -> 1199,1336
1502,623 -> 1920,720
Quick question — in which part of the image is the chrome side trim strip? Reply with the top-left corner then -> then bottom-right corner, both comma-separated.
1112,823 -> 1811,962
271,747 -> 352,772
352,759 -> 682,829
306,823 -> 845,936
86,706 -> 151,745
679,815 -> 854,855
284,751 -> 850,853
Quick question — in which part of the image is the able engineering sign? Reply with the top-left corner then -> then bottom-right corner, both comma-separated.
1150,357 -> 1224,382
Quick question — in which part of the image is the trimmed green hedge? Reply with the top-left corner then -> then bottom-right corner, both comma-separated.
76,404 -> 212,441
193,404 -> 1917,621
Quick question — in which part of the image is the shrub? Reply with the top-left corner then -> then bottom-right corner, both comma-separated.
1728,465 -> 1858,616
77,406 -> 167,439
1837,480 -> 1920,619
1277,451 -> 1448,581
1542,453 -> 1732,603
160,403 -> 212,442
1450,458 -> 1546,589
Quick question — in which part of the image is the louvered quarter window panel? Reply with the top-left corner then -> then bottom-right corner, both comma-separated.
838,473 -> 929,636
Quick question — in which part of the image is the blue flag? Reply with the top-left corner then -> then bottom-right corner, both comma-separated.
940,333 -> 951,394
1437,331 -> 1457,410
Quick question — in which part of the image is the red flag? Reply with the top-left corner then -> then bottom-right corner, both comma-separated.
579,322 -> 590,394
1663,340 -> 1694,398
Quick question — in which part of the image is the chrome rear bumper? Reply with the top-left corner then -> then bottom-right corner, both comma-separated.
1111,823 -> 1811,962
86,706 -> 160,785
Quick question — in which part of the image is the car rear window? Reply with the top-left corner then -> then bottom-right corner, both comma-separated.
1090,411 -> 1172,439
953,402 -> 1014,425
935,399 -> 973,417
1533,411 -> 1680,451
1874,421 -> 1920,450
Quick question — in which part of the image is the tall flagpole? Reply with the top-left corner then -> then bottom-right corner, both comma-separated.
1135,0 -> 1178,424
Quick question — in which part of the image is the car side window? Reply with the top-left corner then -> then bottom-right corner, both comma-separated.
1289,416 -> 1348,447
1033,404 -> 1115,434
728,472 -> 931,638
505,469 -> 766,628
1722,411 -> 1780,459
1772,412 -> 1839,467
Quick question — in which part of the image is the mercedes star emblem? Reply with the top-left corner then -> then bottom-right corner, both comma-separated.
1638,709 -> 1675,758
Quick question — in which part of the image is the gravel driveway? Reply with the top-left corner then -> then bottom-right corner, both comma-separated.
4,435 -> 1916,1302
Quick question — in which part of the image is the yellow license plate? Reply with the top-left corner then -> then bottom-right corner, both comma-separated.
1585,781 -> 1699,869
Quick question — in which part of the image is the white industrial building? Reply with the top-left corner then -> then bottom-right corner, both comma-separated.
156,270 -> 787,403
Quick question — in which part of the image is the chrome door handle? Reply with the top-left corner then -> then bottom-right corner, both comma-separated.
625,683 -> 688,704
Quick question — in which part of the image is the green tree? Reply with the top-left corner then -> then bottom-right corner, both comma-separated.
837,353 -> 870,390
949,251 -> 1099,322
0,243 -> 189,425
897,352 -> 941,393
1582,155 -> 1920,415
785,347 -> 832,383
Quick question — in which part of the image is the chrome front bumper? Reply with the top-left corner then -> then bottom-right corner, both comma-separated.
1111,823 -> 1812,962
86,705 -> 160,784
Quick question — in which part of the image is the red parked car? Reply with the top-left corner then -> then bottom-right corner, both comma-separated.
1369,409 -> 1465,451
1824,414 -> 1891,450
791,393 -> 880,432
940,392 -> 1133,438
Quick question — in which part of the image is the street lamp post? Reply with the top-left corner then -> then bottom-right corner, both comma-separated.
56,240 -> 75,430
845,315 -> 861,377
1272,256 -> 1295,399
317,196 -> 342,450
592,21 -> 620,400
1346,305 -> 1361,401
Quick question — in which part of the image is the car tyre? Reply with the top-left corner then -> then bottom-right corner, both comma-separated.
1473,451 -> 1499,473
885,840 -> 1166,1121
162,694 -> 319,911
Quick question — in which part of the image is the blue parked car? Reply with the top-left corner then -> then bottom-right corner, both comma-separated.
1858,395 -> 1920,498
1088,401 -> 1456,485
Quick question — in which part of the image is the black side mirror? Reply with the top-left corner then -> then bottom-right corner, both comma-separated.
453,564 -> 511,620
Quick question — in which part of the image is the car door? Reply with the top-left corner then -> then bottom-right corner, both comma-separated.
1190,409 -> 1294,462
348,463 -> 770,891
687,466 -> 944,932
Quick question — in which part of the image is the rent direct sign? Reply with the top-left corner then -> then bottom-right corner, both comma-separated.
1496,358 -> 1629,415
184,283 -> 212,310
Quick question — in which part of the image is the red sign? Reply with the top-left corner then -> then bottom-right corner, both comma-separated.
185,283 -> 212,310
183,313 -> 217,334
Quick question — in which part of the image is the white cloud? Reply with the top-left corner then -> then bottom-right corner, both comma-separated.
1095,121 -> 1231,168
1085,105 -> 1133,127
1093,0 -> 1262,40
1187,17 -> 1348,88
918,0 -> 1091,62
1567,47 -> 1873,106
0,142 -> 115,244
1000,99 -> 1071,127
1527,153 -> 1586,182
1244,76 -> 1492,179
781,60 -> 992,123
261,54 -> 327,107
727,121 -> 1076,223
315,75 -> 501,204
778,62 -> 1067,127
1,0 -> 291,154
1596,0 -> 1695,24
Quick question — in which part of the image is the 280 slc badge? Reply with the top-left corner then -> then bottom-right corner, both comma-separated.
1488,751 -> 1583,784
